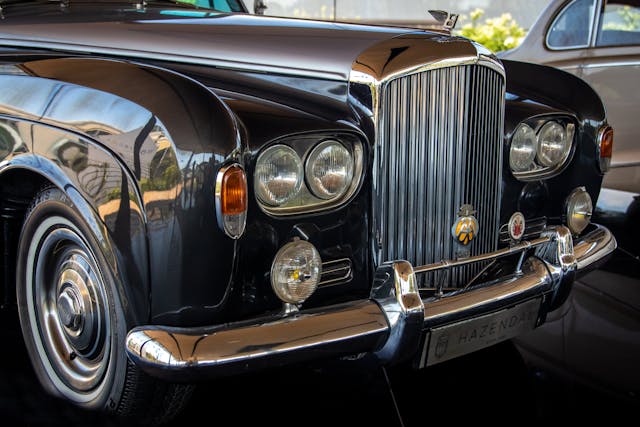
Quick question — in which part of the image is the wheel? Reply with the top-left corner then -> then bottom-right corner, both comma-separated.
16,187 -> 192,424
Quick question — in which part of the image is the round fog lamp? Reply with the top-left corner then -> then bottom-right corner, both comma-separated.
271,240 -> 322,304
566,187 -> 593,235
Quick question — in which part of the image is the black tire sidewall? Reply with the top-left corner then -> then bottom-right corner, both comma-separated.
16,188 -> 129,412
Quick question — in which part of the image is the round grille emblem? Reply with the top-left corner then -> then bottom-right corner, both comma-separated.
451,204 -> 479,246
508,212 -> 526,241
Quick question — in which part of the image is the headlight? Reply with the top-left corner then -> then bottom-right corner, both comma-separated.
305,140 -> 354,200
510,118 -> 575,181
271,240 -> 322,304
566,187 -> 592,235
509,124 -> 537,172
254,133 -> 364,215
254,145 -> 303,206
537,121 -> 570,167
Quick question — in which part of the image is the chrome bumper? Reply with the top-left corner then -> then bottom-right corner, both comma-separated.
126,225 -> 616,381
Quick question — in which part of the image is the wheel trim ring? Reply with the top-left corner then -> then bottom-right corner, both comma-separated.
26,216 -> 113,403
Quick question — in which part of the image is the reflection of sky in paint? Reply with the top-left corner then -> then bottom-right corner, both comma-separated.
159,10 -> 220,17
596,188 -> 638,214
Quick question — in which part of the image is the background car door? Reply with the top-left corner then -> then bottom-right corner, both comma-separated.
581,0 -> 640,189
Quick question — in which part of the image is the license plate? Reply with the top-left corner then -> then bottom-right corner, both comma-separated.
419,298 -> 541,368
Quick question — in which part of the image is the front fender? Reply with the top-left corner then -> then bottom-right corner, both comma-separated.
502,59 -> 606,125
500,60 -> 608,228
0,57 -> 243,326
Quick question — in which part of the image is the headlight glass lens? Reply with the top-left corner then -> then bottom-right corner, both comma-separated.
254,145 -> 303,206
271,240 -> 322,304
537,121 -> 570,167
566,187 -> 593,235
510,124 -> 537,172
305,140 -> 354,200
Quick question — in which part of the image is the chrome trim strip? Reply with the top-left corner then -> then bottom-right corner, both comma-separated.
318,258 -> 353,286
610,160 -> 640,168
590,0 -> 604,47
583,61 -> 640,69
350,55 -> 505,87
413,235 -> 553,274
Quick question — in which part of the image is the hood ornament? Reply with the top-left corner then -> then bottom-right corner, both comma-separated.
429,10 -> 460,33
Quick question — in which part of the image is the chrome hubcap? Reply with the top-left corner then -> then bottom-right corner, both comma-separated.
31,224 -> 111,393
56,287 -> 82,330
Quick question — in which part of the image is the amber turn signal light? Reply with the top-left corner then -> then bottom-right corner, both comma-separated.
216,164 -> 247,238
597,125 -> 614,173
221,165 -> 247,215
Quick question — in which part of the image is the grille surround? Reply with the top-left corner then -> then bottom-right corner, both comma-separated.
372,64 -> 506,288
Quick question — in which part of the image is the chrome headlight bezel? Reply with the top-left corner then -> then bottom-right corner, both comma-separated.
253,133 -> 364,216
509,116 -> 576,181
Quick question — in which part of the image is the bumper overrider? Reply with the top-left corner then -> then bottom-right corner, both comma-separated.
126,225 -> 615,381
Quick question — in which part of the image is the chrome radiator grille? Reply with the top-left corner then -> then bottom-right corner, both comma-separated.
374,64 -> 505,288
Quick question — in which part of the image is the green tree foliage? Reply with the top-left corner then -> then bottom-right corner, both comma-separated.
603,5 -> 640,31
458,9 -> 526,53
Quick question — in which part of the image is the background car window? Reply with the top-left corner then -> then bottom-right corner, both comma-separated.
596,0 -> 640,46
547,0 -> 597,48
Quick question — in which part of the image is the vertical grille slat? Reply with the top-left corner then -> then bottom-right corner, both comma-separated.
376,64 -> 504,288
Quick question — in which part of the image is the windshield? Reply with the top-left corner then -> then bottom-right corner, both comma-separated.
172,0 -> 246,12
0,1 -> 247,13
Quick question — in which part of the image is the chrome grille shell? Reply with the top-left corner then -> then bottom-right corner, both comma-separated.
370,64 -> 505,288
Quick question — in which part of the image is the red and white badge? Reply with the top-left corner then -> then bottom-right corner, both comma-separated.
508,212 -> 525,241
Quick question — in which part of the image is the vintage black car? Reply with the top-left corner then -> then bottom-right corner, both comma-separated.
0,0 -> 617,423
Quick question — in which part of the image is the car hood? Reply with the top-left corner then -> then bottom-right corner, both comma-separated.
0,4 -> 449,81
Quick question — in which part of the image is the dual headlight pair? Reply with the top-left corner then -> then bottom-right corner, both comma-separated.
254,136 -> 363,213
509,119 -> 575,179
